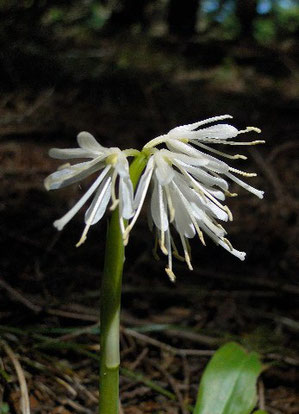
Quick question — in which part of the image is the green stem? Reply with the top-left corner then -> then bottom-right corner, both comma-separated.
99,152 -> 148,414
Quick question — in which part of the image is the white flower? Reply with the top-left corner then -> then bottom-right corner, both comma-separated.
130,116 -> 264,280
44,131 -> 136,246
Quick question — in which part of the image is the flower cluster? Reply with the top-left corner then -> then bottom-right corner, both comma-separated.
45,115 -> 264,278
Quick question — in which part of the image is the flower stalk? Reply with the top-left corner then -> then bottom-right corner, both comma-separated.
99,151 -> 148,414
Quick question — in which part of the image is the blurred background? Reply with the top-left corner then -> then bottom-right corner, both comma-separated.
0,1 -> 298,413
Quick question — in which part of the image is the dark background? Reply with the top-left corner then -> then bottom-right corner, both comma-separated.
0,1 -> 298,413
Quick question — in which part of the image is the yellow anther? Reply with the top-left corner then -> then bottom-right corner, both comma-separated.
165,267 -> 176,282
223,238 -> 233,251
224,205 -> 233,221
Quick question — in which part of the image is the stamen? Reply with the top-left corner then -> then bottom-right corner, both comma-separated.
165,228 -> 175,282
76,177 -> 111,247
214,140 -> 265,146
110,170 -> 118,210
165,267 -> 176,282
180,235 -> 193,271
224,190 -> 238,197
238,127 -> 261,134
229,167 -> 257,177
165,186 -> 175,222
159,230 -> 168,256
224,205 -> 233,221
123,158 -> 154,242
194,142 -> 247,160
223,238 -> 233,251
119,216 -> 126,238
152,233 -> 160,261
178,167 -> 230,218
172,181 -> 205,246
57,162 -> 71,171
171,238 -> 185,262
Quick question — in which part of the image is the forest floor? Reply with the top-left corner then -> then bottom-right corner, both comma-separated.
0,34 -> 299,413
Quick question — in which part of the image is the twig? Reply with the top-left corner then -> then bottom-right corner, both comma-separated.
57,322 -> 100,341
182,355 -> 190,403
258,379 -> 266,410
0,278 -> 41,313
267,140 -> 299,163
46,308 -> 98,322
122,327 -> 215,357
1,341 -> 31,414
249,147 -> 288,201
163,329 -> 220,347
128,347 -> 149,371
57,398 -> 92,413
147,358 -> 189,414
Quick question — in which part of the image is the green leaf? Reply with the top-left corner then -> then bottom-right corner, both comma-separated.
253,411 -> 268,414
0,403 -> 9,414
194,342 -> 263,414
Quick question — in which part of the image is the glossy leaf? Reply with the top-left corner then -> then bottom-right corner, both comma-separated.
253,411 -> 268,414
194,342 -> 263,414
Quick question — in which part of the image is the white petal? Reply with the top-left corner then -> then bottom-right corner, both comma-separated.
190,124 -> 239,141
167,141 -> 229,173
196,211 -> 226,238
204,188 -> 226,200
53,165 -> 111,230
225,172 -> 264,199
77,131 -> 106,153
133,157 -> 154,209
174,160 -> 229,191
154,152 -> 175,185
124,158 -> 154,240
84,176 -> 112,225
44,158 -> 104,190
171,152 -> 209,167
114,151 -> 130,178
166,140 -> 202,158
49,148 -> 95,159
168,115 -> 233,133
119,176 -> 134,219
169,183 -> 196,238
150,177 -> 168,231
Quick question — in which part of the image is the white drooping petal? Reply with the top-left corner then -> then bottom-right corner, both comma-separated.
170,184 -> 195,238
44,158 -> 104,190
171,153 -> 209,168
196,210 -> 226,238
133,157 -> 154,209
49,148 -> 96,159
114,151 -> 130,178
84,176 -> 112,225
154,151 -> 175,185
124,157 -> 155,242
53,165 -> 111,231
218,239 -> 246,261
225,172 -> 264,199
204,187 -> 226,200
119,176 -> 134,219
77,131 -> 107,153
167,140 -> 229,173
172,171 -> 228,221
150,177 -> 168,231
174,159 -> 229,191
